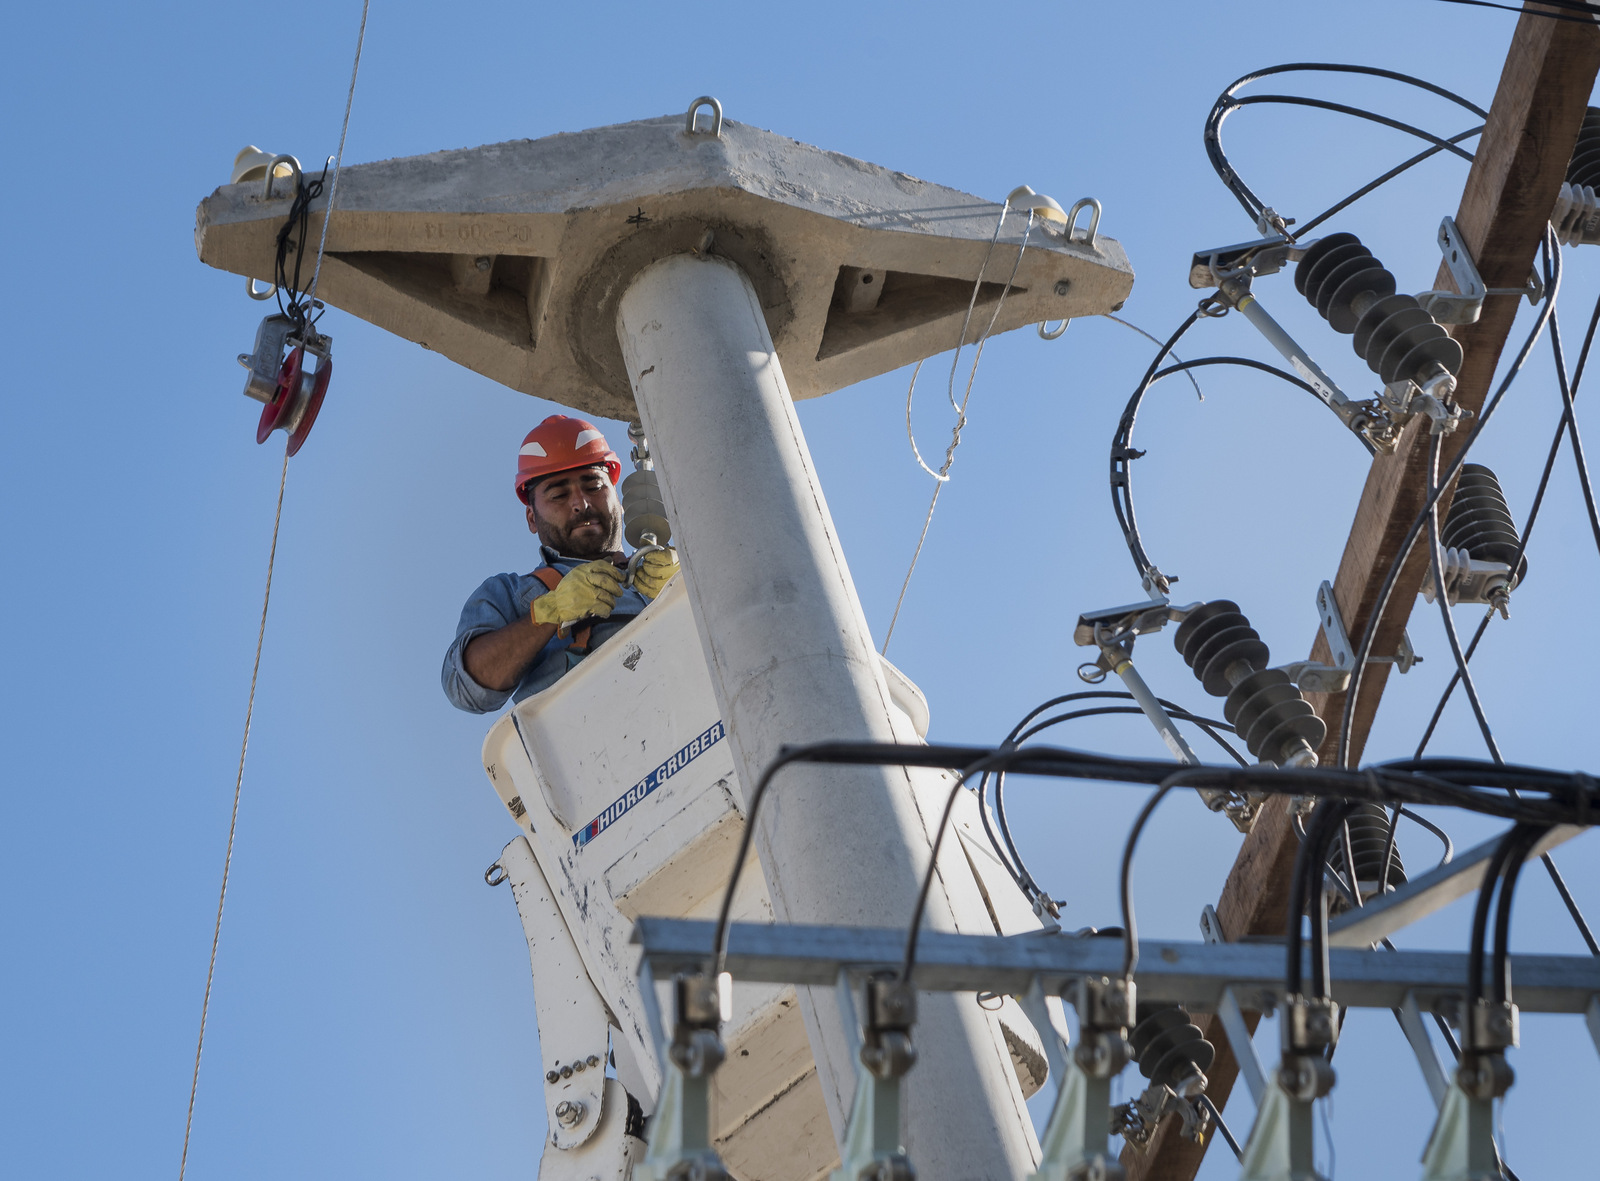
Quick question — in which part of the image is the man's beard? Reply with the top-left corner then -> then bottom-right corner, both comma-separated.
537,504 -> 621,559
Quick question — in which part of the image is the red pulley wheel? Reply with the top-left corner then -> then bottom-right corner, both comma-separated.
257,346 -> 305,445
287,358 -> 331,457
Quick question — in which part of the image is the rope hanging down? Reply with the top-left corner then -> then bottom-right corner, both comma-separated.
178,5 -> 369,1177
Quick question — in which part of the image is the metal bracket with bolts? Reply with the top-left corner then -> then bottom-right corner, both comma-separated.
1073,598 -> 1260,832
1418,216 -> 1544,327
1027,976 -> 1133,1181
1281,581 -> 1420,694
830,976 -> 917,1181
635,972 -> 731,1181
1188,238 -> 1395,454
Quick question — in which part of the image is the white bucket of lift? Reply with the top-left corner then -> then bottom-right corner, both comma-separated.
483,576 -> 1047,1181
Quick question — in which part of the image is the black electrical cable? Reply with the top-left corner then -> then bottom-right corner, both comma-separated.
990,703 -> 1248,899
1418,239 -> 1600,955
981,691 -> 1247,903
1112,313 -> 1201,588
1293,127 -> 1484,241
1203,63 -> 1486,227
1198,1094 -> 1243,1160
899,752 -> 1012,983
710,740 -> 1600,973
1430,0 -> 1600,23
1226,95 -> 1476,163
1401,807 -> 1455,865
1547,306 -> 1600,558
1336,232 -> 1562,768
1311,801 -> 1361,998
1468,826 -> 1530,1011
272,163 -> 330,335
1119,777 -> 1185,980
1416,284 -> 1600,758
1493,825 -> 1552,1004
1112,350 -> 1343,589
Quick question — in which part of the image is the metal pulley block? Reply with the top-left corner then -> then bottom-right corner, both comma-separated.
236,313 -> 333,456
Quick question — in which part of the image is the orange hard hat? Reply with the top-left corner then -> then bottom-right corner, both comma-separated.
515,415 -> 622,503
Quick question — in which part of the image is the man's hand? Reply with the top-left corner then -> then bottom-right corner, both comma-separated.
531,560 -> 624,629
633,547 -> 680,601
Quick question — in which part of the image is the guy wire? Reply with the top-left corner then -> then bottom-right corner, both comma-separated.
178,445 -> 290,1181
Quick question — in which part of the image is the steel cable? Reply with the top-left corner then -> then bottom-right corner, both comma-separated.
178,446 -> 290,1181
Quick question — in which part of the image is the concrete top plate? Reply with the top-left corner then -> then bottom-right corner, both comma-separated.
196,108 -> 1135,419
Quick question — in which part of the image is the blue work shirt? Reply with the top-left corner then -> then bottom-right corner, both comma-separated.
442,544 -> 651,714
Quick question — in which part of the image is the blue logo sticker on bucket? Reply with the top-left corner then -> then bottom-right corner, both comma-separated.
573,720 -> 726,849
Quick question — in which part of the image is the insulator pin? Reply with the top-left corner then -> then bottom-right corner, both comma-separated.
1296,233 -> 1462,388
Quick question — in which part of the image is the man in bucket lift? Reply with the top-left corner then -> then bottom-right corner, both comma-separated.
441,415 -> 679,712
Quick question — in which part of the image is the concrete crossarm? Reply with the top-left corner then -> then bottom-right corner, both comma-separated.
195,113 -> 1134,418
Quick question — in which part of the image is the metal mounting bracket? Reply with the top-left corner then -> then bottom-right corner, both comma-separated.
1419,216 -> 1545,326
1284,581 -> 1419,693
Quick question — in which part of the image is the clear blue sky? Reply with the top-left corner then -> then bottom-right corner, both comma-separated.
3,2 -> 1596,1178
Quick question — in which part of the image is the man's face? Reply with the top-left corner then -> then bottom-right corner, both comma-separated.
525,466 -> 623,559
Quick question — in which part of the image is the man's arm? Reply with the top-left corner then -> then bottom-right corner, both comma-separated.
462,614 -> 560,692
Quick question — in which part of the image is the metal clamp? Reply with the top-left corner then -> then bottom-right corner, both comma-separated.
636,972 -> 730,1181
1419,216 -> 1545,326
684,95 -> 723,137
831,976 -> 917,1181
1283,580 -> 1419,694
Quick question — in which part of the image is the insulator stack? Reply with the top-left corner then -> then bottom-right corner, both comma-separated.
1294,232 -> 1463,388
1444,464 -> 1527,588
1129,1004 -> 1214,1095
1554,112 -> 1600,245
1173,601 -> 1326,766
1567,107 -> 1600,189
1328,802 -> 1406,903
621,468 -> 672,548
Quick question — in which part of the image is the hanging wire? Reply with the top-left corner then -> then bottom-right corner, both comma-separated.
178,8 -> 369,1176
882,207 -> 1035,653
1429,0 -> 1600,23
178,446 -> 290,1181
306,0 -> 371,311
1415,284 -> 1600,758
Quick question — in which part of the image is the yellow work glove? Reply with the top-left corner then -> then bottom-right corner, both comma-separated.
632,547 -> 680,601
531,561 -> 624,631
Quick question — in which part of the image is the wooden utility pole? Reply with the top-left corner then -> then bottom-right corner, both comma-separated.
1124,9 -> 1600,1180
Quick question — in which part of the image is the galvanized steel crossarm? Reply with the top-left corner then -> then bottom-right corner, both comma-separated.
632,918 -> 1600,1014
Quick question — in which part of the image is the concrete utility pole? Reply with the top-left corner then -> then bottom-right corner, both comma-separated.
1124,12 -> 1600,1181
197,103 -> 1133,1176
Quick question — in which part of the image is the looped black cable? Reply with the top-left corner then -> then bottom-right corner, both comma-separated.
273,163 -> 331,336
1111,349 -> 1341,589
1204,62 -> 1485,227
